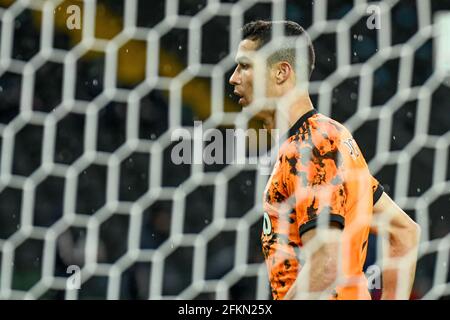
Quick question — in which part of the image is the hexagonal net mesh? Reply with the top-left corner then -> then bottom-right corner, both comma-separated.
0,0 -> 449,300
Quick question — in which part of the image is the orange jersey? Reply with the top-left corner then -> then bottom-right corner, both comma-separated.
262,109 -> 383,300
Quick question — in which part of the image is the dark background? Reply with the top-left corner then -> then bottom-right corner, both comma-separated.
0,0 -> 449,299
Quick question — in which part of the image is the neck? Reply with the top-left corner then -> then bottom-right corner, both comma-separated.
286,93 -> 314,127
255,90 -> 314,132
275,89 -> 314,132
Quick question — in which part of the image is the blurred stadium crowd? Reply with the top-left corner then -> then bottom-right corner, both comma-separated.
0,0 -> 449,299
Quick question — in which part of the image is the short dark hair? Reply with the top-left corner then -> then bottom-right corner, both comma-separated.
242,20 -> 315,78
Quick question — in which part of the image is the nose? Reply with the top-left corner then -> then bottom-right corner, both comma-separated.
229,67 -> 240,86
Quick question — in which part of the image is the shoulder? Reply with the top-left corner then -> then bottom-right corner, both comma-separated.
277,113 -> 356,165
309,113 -> 350,141
286,113 -> 349,156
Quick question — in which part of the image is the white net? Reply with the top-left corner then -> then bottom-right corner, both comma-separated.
0,0 -> 449,300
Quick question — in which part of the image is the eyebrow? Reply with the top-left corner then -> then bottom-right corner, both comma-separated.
235,56 -> 252,65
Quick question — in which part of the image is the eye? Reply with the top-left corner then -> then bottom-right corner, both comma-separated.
240,63 -> 249,70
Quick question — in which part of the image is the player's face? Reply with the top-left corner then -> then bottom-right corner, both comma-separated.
229,39 -> 278,107
229,39 -> 257,106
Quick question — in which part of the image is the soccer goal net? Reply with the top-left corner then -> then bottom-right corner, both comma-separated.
0,0 -> 449,300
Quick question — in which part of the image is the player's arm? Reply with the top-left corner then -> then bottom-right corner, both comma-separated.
284,224 -> 342,300
282,128 -> 348,300
371,191 -> 421,300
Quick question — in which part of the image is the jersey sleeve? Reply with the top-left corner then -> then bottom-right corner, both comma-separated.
284,134 -> 347,238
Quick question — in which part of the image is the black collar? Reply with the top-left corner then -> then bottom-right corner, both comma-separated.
278,108 -> 318,145
265,108 -> 318,168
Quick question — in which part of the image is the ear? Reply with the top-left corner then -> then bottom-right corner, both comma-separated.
275,62 -> 292,84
